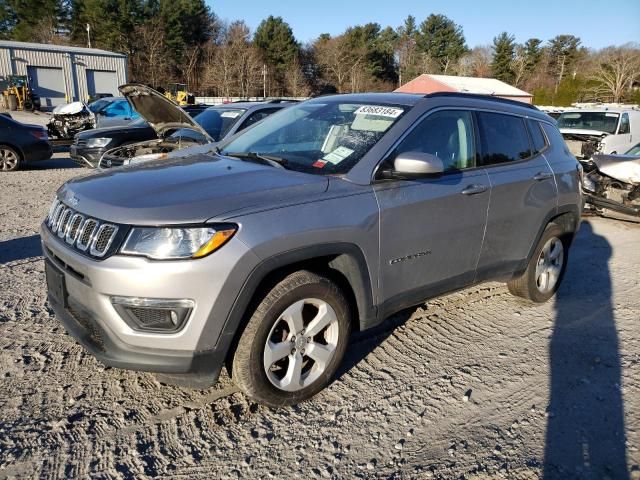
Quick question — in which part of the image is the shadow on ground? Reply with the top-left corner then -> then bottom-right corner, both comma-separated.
544,221 -> 628,479
0,234 -> 41,263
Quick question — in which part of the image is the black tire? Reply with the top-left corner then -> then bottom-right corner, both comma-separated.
0,145 -> 22,171
231,270 -> 351,407
507,223 -> 569,303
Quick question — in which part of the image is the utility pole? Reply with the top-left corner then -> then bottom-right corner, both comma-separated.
86,24 -> 91,49
262,64 -> 267,99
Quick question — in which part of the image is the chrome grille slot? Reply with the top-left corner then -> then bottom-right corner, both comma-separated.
57,209 -> 73,238
65,214 -> 84,244
50,203 -> 65,232
77,219 -> 98,251
90,224 -> 118,257
45,198 -> 121,259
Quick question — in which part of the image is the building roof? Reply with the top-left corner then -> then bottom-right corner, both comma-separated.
396,74 -> 532,98
0,40 -> 126,58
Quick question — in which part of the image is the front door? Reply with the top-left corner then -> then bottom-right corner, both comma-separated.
374,109 -> 490,315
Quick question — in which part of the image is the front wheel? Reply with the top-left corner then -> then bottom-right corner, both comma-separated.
507,224 -> 569,303
231,270 -> 351,407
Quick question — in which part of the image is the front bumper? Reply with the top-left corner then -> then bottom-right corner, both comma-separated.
41,222 -> 257,386
70,145 -> 103,168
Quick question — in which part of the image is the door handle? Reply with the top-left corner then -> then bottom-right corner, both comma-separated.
461,184 -> 488,195
533,171 -> 553,181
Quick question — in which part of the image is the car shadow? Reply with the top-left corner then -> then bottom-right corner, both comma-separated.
544,221 -> 628,479
0,234 -> 42,264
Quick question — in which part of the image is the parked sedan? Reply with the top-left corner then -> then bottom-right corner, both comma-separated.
0,113 -> 52,171
70,118 -> 156,168
98,84 -> 294,168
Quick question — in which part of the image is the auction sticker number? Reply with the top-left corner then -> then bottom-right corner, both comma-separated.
354,105 -> 404,118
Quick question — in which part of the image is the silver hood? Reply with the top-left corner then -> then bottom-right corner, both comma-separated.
58,154 -> 330,225
591,153 -> 640,185
119,84 -> 212,141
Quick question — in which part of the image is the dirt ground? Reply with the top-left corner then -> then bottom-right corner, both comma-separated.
0,158 -> 639,479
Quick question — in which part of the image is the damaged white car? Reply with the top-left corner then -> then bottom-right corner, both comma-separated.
581,142 -> 640,222
98,84 -> 214,168
47,101 -> 95,140
557,108 -> 640,159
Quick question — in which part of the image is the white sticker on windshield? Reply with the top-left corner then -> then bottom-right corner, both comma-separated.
605,113 -> 618,117
354,105 -> 403,118
322,146 -> 354,165
221,111 -> 241,118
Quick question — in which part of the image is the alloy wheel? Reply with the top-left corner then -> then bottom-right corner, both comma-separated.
0,148 -> 19,171
263,298 -> 340,392
535,237 -> 564,293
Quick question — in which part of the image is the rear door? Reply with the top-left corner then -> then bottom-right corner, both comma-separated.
475,111 -> 558,280
374,109 -> 490,314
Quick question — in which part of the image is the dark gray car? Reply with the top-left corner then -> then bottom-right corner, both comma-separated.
41,92 -> 582,406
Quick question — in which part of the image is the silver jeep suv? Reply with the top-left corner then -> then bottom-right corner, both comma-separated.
42,93 -> 582,406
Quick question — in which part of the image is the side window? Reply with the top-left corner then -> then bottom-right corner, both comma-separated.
527,119 -> 548,155
238,108 -> 280,132
477,112 -> 531,165
392,110 -> 476,172
541,122 -> 571,155
104,101 -> 128,117
619,113 -> 630,134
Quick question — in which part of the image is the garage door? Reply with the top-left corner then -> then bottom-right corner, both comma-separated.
86,70 -> 119,98
27,66 -> 66,109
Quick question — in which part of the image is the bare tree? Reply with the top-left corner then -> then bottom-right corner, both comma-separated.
512,45 -> 528,87
590,44 -> 640,103
314,35 -> 368,93
458,46 -> 492,77
284,54 -> 308,97
202,21 -> 262,97
134,18 -> 169,88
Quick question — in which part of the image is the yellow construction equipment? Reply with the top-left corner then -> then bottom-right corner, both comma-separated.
1,75 -> 39,111
163,83 -> 194,106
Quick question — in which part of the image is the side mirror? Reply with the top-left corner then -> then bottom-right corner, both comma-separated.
393,151 -> 444,177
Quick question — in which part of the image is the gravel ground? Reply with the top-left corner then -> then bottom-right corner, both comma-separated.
0,160 -> 639,479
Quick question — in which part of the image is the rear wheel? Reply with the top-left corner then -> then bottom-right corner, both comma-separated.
0,145 -> 21,171
231,270 -> 351,407
507,223 -> 569,303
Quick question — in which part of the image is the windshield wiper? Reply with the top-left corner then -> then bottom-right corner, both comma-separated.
224,151 -> 288,169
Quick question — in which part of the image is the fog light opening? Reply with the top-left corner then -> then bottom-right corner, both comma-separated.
111,297 -> 194,333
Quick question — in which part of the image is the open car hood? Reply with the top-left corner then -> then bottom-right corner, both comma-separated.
592,154 -> 640,184
119,84 -> 212,141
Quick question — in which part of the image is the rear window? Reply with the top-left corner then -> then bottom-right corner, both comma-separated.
194,108 -> 247,141
527,119 -> 548,154
477,112 -> 531,165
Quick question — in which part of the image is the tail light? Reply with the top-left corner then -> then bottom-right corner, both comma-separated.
30,129 -> 48,141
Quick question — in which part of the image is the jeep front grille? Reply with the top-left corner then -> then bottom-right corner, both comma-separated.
45,199 -> 119,258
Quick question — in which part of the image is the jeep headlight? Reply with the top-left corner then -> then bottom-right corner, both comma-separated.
86,137 -> 111,148
120,226 -> 236,260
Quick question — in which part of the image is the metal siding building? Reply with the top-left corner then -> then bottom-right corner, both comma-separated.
0,41 -> 127,109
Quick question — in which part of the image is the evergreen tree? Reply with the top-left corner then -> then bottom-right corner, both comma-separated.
491,31 -> 516,83
524,38 -> 543,71
254,15 -> 299,72
0,0 -> 17,38
416,14 -> 467,73
7,0 -> 65,41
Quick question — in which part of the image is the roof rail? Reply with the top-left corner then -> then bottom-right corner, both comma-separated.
422,91 -> 539,110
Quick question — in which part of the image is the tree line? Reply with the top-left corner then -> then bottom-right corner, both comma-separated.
1,1 -> 639,105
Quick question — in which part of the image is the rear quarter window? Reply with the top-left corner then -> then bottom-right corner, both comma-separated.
527,119 -> 548,154
477,112 -> 531,165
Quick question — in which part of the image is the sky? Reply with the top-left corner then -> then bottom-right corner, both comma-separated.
210,0 -> 640,49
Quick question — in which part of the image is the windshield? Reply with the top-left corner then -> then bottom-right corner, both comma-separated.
193,108 -> 246,141
219,100 -> 407,175
557,111 -> 620,134
626,143 -> 640,155
88,99 -> 110,113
